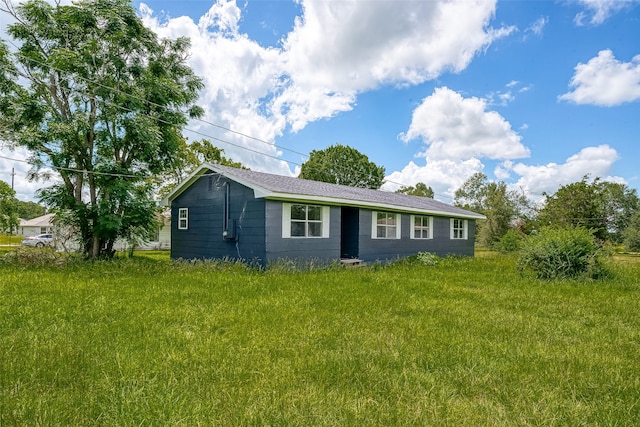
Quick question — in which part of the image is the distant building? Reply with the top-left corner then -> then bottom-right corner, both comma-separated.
18,213 -> 54,236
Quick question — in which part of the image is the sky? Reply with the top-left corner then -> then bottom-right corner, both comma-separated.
1,0 -> 639,204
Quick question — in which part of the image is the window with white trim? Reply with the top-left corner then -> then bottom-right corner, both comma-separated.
178,208 -> 189,230
450,218 -> 467,240
282,203 -> 330,238
411,215 -> 433,239
372,212 -> 401,239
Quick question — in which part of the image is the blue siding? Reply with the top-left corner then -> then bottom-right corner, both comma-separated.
264,201 -> 341,266
171,174 -> 476,265
357,210 -> 475,263
171,172 -> 266,263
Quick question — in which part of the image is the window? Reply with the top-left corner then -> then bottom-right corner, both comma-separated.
450,218 -> 467,239
411,215 -> 433,239
282,203 -> 330,238
178,208 -> 189,230
372,212 -> 401,239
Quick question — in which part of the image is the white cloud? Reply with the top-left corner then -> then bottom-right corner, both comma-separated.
526,16 -> 548,36
0,146 -> 57,202
559,50 -> 640,106
282,0 -> 512,91
573,0 -> 639,25
382,158 -> 485,201
400,87 -> 530,161
506,144 -> 621,197
140,0 -> 512,170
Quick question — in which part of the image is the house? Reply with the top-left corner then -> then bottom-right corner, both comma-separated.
162,163 -> 485,266
18,213 -> 54,236
17,212 -> 171,251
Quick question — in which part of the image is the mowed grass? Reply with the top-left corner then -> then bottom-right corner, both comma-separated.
0,234 -> 21,245
1,252 -> 639,425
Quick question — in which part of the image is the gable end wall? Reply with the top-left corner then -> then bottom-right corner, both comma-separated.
171,173 -> 266,263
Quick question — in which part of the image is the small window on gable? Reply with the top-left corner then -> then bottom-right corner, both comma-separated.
178,208 -> 189,230
282,203 -> 330,238
411,215 -> 433,239
372,212 -> 401,239
450,218 -> 467,240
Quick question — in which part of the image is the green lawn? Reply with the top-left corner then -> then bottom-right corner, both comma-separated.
1,252 -> 639,425
0,233 -> 22,245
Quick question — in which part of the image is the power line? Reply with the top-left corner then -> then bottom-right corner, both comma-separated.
0,26 -> 446,196
2,37 -> 309,159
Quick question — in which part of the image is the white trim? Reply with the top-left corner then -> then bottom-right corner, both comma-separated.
411,215 -> 433,239
178,208 -> 188,230
371,211 -> 401,239
282,203 -> 292,238
162,163 -> 485,220
282,203 -> 330,239
322,206 -> 330,238
450,218 -> 468,240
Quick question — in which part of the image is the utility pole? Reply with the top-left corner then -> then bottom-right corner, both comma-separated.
11,167 -> 15,190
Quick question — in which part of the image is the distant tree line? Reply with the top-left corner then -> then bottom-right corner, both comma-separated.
452,173 -> 640,252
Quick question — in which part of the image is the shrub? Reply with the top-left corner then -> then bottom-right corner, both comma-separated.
623,211 -> 640,252
517,227 -> 606,280
0,246 -> 80,267
495,229 -> 522,253
416,251 -> 440,266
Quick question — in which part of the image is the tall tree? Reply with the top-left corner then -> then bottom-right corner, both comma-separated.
0,0 -> 203,258
623,211 -> 640,251
299,144 -> 385,189
15,200 -> 46,220
454,173 -> 529,246
599,181 -> 639,243
537,177 -> 639,242
156,138 -> 246,199
537,177 -> 607,240
0,180 -> 19,233
396,183 -> 434,198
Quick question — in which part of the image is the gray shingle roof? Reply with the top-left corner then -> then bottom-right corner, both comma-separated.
165,163 -> 485,219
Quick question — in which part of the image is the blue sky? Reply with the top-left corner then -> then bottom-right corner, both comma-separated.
1,0 -> 639,203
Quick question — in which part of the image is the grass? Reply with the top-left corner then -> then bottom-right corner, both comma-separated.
1,252 -> 639,425
0,233 -> 22,245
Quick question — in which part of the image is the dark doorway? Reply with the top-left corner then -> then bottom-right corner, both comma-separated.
341,207 -> 359,259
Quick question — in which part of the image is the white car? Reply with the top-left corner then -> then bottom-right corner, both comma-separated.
21,233 -> 54,248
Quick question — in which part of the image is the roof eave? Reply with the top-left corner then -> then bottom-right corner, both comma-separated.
163,164 -> 485,220
260,191 -> 486,219
160,163 -> 232,206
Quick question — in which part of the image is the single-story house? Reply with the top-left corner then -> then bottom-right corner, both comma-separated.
17,212 -> 171,250
18,213 -> 55,236
162,163 -> 485,266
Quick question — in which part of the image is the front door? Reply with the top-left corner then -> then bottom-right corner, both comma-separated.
340,207 -> 359,259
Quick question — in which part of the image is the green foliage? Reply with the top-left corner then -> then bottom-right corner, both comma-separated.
495,228 -> 522,253
14,200 -> 46,220
0,233 -> 22,245
299,143 -> 385,189
415,251 -> 440,266
1,254 -> 640,424
156,139 -> 246,200
517,227 -> 607,280
0,246 -> 80,267
537,177 -> 639,242
623,211 -> 640,252
454,173 -> 531,246
0,179 -> 19,233
0,0 -> 203,258
396,182 -> 434,198
599,181 -> 639,243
